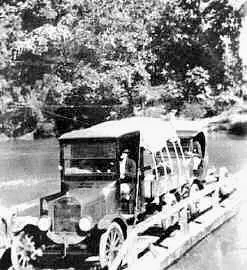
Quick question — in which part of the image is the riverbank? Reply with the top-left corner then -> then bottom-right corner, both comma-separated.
205,102 -> 247,135
1,103 -> 247,142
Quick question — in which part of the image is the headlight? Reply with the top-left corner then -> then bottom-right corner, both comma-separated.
38,216 -> 51,231
79,216 -> 93,232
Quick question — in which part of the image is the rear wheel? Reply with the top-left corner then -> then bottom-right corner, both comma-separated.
99,222 -> 124,268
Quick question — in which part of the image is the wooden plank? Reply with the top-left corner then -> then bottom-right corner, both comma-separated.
128,192 -> 239,270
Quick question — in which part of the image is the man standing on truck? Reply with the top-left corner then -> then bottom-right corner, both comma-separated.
119,149 -> 136,180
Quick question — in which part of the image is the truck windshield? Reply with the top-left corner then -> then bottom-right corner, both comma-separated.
62,141 -> 117,175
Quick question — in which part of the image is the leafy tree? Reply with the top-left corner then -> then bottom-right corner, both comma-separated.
0,0 -> 244,135
185,66 -> 211,102
150,0 -> 242,111
11,0 -> 162,115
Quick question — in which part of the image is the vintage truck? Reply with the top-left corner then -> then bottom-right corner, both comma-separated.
2,117 -> 215,270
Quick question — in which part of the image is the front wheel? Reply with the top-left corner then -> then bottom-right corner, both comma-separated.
99,222 -> 124,268
11,232 -> 43,270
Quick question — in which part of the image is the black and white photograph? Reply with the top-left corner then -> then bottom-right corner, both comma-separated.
0,0 -> 247,269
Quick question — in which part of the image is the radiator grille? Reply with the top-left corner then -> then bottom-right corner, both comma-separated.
53,196 -> 81,233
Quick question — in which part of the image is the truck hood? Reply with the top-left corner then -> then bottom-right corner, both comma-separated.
59,180 -> 116,206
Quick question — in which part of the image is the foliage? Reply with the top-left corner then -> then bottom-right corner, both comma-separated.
0,0 -> 244,135
150,0 -> 242,112
214,90 -> 241,112
184,66 -> 211,102
13,0 -> 161,110
181,102 -> 207,119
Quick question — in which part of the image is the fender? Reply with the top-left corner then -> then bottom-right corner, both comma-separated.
10,216 -> 39,234
97,214 -> 128,235
0,212 -> 38,237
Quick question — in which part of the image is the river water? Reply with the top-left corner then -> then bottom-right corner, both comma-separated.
0,139 -> 60,208
0,133 -> 247,269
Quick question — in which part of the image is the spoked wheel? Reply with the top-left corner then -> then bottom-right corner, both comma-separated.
99,222 -> 124,268
189,182 -> 201,219
11,232 -> 43,270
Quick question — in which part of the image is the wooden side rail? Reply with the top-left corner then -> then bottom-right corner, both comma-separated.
109,182 -> 220,270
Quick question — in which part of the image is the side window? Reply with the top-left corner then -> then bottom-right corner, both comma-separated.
154,151 -> 164,176
192,140 -> 202,157
155,150 -> 172,176
143,148 -> 154,170
175,141 -> 184,158
163,141 -> 182,175
162,142 -> 174,174
175,141 -> 183,174
180,138 -> 192,158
